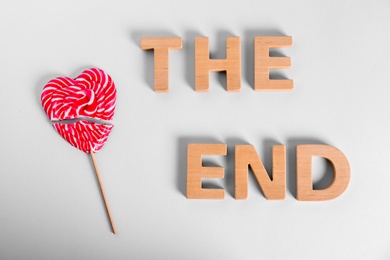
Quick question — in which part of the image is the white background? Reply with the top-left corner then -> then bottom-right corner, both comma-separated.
1,0 -> 390,259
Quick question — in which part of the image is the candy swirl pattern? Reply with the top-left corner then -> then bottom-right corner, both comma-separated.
41,68 -> 116,121
53,120 -> 114,153
41,68 -> 116,153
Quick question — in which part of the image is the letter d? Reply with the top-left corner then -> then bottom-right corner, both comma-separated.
297,145 -> 350,201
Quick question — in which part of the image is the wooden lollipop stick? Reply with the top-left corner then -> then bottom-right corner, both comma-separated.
90,152 -> 117,234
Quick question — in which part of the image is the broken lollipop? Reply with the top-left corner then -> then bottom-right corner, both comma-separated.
41,68 -> 117,233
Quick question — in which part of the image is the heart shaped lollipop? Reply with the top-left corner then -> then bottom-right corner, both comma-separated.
41,68 -> 117,233
41,68 -> 116,153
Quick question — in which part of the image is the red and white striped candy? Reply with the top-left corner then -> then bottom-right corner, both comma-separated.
53,120 -> 113,153
41,68 -> 116,121
41,68 -> 116,153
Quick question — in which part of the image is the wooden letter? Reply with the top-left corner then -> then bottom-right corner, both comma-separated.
254,36 -> 293,91
141,37 -> 182,92
195,37 -> 241,92
235,145 -> 286,200
297,145 -> 350,201
187,144 -> 227,199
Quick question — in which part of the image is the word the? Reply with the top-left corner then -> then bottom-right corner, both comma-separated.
187,144 -> 350,201
141,36 -> 293,92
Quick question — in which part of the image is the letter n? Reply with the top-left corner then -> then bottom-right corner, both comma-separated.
235,145 -> 286,200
